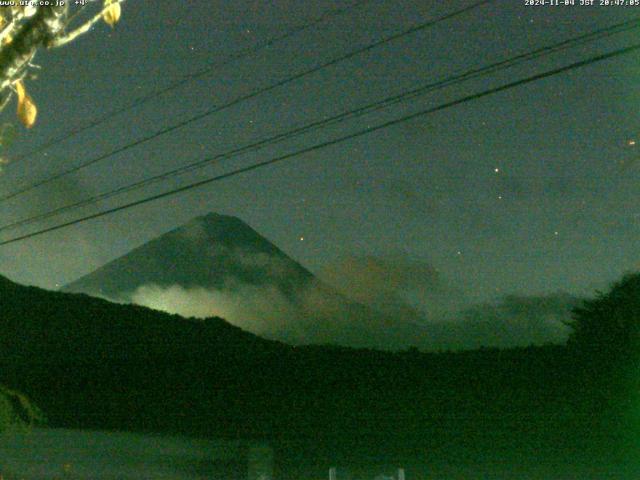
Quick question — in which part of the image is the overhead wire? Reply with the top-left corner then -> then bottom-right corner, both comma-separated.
1,41 -> 638,246
7,0 -> 374,165
0,16 -> 638,233
0,0 -> 491,204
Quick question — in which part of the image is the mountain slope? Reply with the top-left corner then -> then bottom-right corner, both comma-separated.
60,213 -> 579,350
61,212 -> 434,349
63,212 -> 315,300
0,273 -> 286,433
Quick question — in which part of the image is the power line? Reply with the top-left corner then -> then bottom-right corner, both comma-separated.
1,42 -> 638,247
1,16 -> 638,234
8,0 -> 374,165
0,0 -> 491,204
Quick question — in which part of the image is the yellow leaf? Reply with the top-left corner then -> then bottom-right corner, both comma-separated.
103,0 -> 121,27
16,81 -> 37,129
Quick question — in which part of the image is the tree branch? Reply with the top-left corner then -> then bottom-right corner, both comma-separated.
50,0 -> 125,48
0,6 -> 67,91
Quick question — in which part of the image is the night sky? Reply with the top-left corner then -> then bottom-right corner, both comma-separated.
0,0 -> 638,302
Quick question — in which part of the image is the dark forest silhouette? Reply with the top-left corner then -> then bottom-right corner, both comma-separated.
0,272 -> 638,477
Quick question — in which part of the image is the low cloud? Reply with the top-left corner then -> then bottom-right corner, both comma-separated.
319,254 -> 467,318
127,253 -> 578,351
131,282 -> 301,339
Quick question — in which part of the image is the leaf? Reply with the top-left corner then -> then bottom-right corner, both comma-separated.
103,0 -> 121,27
15,80 -> 37,129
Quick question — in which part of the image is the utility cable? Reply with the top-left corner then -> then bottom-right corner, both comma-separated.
0,16 -> 637,233
0,0 -> 491,203
1,41 -> 637,246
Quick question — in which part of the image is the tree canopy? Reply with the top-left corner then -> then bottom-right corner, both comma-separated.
568,272 -> 640,361
0,1 -> 123,128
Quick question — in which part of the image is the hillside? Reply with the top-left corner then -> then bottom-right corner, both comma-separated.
1,274 -> 638,477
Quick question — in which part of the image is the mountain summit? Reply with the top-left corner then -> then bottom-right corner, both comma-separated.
61,213 -> 578,350
62,212 -> 433,349
63,212 -> 315,301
